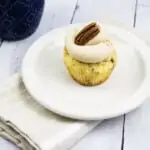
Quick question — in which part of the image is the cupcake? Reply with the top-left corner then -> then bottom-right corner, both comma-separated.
64,22 -> 117,86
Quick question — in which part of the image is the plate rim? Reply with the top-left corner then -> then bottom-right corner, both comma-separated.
21,21 -> 150,120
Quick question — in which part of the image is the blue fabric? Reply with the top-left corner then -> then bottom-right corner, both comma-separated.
0,0 -> 45,41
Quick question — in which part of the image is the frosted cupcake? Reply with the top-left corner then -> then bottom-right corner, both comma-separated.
64,22 -> 117,86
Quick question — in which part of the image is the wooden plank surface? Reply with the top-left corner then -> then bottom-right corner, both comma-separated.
134,4 -> 150,34
73,0 -> 136,26
72,117 -> 123,150
124,3 -> 150,150
0,0 -> 146,150
124,100 -> 150,150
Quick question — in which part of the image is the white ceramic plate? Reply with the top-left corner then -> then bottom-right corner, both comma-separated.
21,22 -> 150,120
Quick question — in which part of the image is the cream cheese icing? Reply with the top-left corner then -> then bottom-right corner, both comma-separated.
65,23 -> 114,63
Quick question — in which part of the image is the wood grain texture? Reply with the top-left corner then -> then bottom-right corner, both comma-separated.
134,5 -> 150,35
72,117 -> 123,150
124,99 -> 150,150
73,0 -> 136,26
124,4 -> 150,150
0,0 -> 146,150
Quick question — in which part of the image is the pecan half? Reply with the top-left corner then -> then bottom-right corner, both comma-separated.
75,22 -> 100,45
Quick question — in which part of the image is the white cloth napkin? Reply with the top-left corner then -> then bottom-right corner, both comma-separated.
0,74 -> 101,150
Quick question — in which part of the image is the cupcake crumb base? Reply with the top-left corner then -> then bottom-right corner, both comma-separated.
64,48 -> 117,86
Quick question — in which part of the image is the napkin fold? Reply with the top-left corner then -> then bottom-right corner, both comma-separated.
0,74 -> 100,150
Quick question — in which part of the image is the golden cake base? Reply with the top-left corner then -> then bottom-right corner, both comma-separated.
64,48 -> 117,86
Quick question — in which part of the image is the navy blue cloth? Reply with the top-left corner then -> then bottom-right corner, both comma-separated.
0,0 -> 45,41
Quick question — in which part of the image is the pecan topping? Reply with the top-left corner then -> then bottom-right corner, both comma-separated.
75,22 -> 100,45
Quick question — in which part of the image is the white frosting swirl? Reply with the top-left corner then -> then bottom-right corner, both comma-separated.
65,23 -> 114,63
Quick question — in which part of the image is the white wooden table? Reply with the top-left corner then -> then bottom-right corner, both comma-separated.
0,0 -> 150,149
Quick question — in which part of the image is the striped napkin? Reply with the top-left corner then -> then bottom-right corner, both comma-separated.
0,74 -> 100,150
